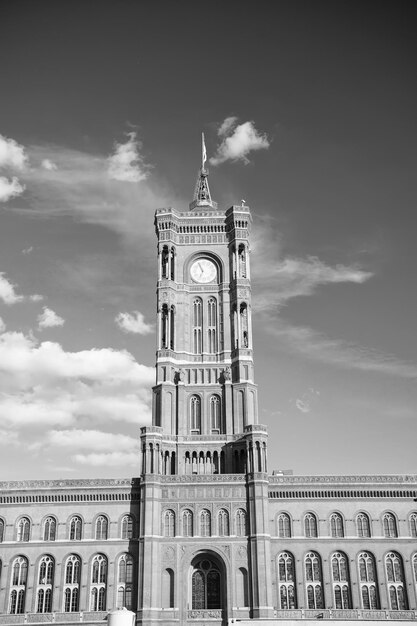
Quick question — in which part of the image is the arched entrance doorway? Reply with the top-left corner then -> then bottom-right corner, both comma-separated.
188,553 -> 226,623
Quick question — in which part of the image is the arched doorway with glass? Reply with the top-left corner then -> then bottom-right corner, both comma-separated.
188,552 -> 227,623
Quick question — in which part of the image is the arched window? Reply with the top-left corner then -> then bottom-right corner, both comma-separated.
200,510 -> 211,537
218,509 -> 229,536
385,552 -> 407,610
162,569 -> 174,608
43,517 -> 56,541
305,552 -> 324,609
277,513 -> 291,538
69,516 -> 82,540
121,515 -> 133,539
238,244 -> 247,278
192,559 -> 221,609
331,552 -> 351,609
356,512 -> 371,538
161,245 -> 169,278
236,567 -> 249,607
236,509 -> 247,537
192,298 -> 202,353
182,509 -> 193,537
170,247 -> 175,281
207,297 -> 217,353
190,395 -> 201,434
17,517 -> 30,542
383,513 -> 398,538
9,556 -> 28,614
240,303 -> 249,348
210,395 -> 221,434
278,552 -> 297,609
330,513 -> 344,538
0,517 -> 5,542
412,554 -> 417,598
117,554 -> 133,609
64,555 -> 80,612
95,515 -> 108,540
169,305 -> 175,350
37,556 -> 54,613
90,554 -> 107,611
358,552 -> 379,609
164,510 -> 175,537
409,513 -> 417,538
304,513 -> 318,538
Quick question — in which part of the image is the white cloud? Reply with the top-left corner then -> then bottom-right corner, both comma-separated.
0,317 -> 5,333
29,293 -> 43,302
0,331 -> 154,429
273,319 -> 417,379
73,451 -> 139,467
115,310 -> 153,335
0,176 -> 25,202
0,272 -> 24,304
0,134 -> 28,170
38,428 -> 137,452
295,399 -> 311,413
210,119 -> 270,166
41,158 -> 58,171
22,246 -> 33,255
0,429 -> 19,446
107,132 -> 148,182
37,306 -> 65,330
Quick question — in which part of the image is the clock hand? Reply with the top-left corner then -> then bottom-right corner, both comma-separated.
198,262 -> 203,276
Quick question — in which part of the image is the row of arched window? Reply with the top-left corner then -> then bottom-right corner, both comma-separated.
275,511 -> 417,538
4,553 -> 134,614
0,514 -> 134,543
162,508 -> 247,537
275,550 -> 417,611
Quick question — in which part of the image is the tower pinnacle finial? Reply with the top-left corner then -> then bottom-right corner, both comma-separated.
189,133 -> 217,210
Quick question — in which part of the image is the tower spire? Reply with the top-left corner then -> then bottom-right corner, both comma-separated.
189,133 -> 217,210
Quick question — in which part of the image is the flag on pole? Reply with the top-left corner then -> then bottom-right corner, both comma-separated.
202,132 -> 207,169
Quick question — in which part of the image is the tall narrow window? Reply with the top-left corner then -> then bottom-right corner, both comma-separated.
383,513 -> 398,538
385,552 -> 407,610
236,568 -> 249,607
121,515 -> 133,539
169,305 -> 175,350
162,569 -> 174,608
64,555 -> 80,612
305,552 -> 324,609
304,513 -> 318,538
358,552 -> 379,609
200,510 -> 211,537
412,554 -> 417,599
170,247 -> 175,281
95,516 -> 108,540
240,303 -> 249,348
190,395 -> 201,434
278,552 -> 297,609
9,557 -> 28,614
331,552 -> 351,609
277,513 -> 291,538
210,395 -> 221,433
182,509 -> 193,537
192,559 -> 221,609
37,556 -> 54,613
17,517 -> 30,542
90,554 -> 107,611
238,244 -> 247,278
207,297 -> 217,353
43,517 -> 56,541
409,513 -> 417,538
356,512 -> 371,538
161,245 -> 169,278
69,516 -> 82,540
163,510 -> 175,537
0,518 -> 4,542
117,554 -> 133,609
218,509 -> 229,536
161,304 -> 169,349
330,513 -> 344,538
192,298 -> 202,353
236,509 -> 247,537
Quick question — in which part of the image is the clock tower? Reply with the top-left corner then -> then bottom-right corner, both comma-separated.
137,136 -> 274,625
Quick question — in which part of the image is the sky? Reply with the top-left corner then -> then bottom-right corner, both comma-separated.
0,0 -> 416,480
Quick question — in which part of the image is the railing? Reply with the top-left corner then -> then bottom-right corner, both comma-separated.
0,613 -> 107,625
188,609 -> 222,619
272,609 -> 417,620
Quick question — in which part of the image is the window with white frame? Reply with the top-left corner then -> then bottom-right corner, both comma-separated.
358,552 -> 379,609
36,556 -> 54,613
218,509 -> 229,536
9,556 -> 28,614
409,513 -> 417,538
121,515 -> 133,539
95,515 -> 108,540
304,513 -> 318,538
383,513 -> 398,538
90,554 -> 107,611
117,554 -> 133,609
43,517 -> 56,541
64,555 -> 80,612
356,512 -> 371,538
17,517 -> 30,542
305,552 -> 324,609
331,552 -> 351,609
69,516 -> 82,541
385,552 -> 407,610
278,552 -> 296,609
164,510 -> 175,537
236,509 -> 247,537
330,513 -> 344,538
200,509 -> 211,537
277,513 -> 291,538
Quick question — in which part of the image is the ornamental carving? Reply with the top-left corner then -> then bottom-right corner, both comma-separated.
162,545 -> 175,561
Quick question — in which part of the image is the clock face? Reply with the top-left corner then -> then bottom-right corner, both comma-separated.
190,258 -> 217,283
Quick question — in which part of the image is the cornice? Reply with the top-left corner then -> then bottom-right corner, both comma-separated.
269,474 -> 417,485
